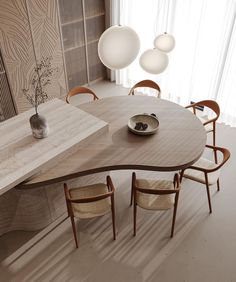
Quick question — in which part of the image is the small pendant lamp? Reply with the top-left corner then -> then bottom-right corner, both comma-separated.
139,48 -> 169,74
154,32 -> 175,53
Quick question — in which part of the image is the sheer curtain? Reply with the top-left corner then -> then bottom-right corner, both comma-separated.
113,0 -> 236,126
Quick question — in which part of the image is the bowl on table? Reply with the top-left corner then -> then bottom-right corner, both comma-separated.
128,114 -> 159,135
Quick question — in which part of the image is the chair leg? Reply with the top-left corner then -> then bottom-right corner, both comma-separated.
206,184 -> 212,213
213,127 -> 216,147
171,192 -> 179,238
217,179 -> 220,191
130,185 -> 133,206
213,149 -> 218,165
133,200 -> 137,237
111,195 -> 116,240
179,170 -> 184,183
70,216 -> 79,248
205,174 -> 212,213
212,130 -> 218,164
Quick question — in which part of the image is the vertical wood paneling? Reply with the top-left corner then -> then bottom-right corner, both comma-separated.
58,0 -> 107,89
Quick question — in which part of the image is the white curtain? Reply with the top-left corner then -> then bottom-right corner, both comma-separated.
113,0 -> 236,126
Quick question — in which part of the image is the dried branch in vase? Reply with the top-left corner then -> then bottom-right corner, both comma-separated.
22,57 -> 58,114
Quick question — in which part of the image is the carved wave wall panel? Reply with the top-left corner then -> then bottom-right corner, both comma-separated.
0,0 -> 66,113
0,0 -> 36,113
27,0 -> 66,100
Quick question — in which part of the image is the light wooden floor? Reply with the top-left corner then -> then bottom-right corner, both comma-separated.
1,80 -> 236,282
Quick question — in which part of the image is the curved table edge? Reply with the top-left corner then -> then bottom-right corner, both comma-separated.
17,147 -> 205,189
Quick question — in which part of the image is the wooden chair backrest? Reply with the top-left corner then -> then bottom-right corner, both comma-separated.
186,100 -> 220,120
189,145 -> 230,173
66,86 -> 99,104
128,79 -> 161,98
132,172 -> 180,195
63,175 -> 115,216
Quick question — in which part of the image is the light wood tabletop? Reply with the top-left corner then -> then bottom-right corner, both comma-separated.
20,96 -> 207,188
0,99 -> 107,195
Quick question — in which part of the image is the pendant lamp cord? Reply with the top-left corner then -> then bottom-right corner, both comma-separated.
118,0 -> 121,26
166,0 -> 171,33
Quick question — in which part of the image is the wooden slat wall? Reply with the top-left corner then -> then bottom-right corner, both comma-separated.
58,0 -> 107,89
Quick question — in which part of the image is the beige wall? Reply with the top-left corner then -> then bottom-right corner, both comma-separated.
0,0 -> 66,113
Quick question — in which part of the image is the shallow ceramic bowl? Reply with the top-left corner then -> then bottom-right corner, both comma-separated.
128,114 -> 159,135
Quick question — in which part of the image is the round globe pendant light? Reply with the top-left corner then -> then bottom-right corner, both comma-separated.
139,49 -> 169,74
154,33 -> 175,53
98,25 -> 140,70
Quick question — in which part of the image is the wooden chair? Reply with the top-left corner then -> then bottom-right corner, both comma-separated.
131,172 -> 180,237
179,145 -> 230,213
128,79 -> 161,98
64,175 -> 116,248
66,86 -> 99,104
185,100 -> 220,146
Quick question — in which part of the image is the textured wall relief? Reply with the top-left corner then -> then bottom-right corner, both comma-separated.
0,0 -> 35,113
0,0 -> 66,113
27,0 -> 66,101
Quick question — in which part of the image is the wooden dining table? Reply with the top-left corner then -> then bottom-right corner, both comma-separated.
20,95 -> 207,188
0,95 -> 207,235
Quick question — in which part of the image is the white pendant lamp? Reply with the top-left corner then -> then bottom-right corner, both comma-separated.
154,33 -> 175,53
98,25 -> 140,70
139,48 -> 169,74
